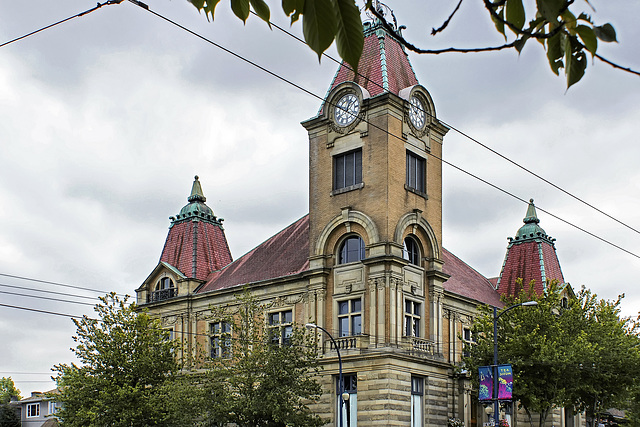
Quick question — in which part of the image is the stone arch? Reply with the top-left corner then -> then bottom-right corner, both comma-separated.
314,208 -> 380,257
394,210 -> 440,260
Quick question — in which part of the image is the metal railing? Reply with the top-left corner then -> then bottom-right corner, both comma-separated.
147,287 -> 177,303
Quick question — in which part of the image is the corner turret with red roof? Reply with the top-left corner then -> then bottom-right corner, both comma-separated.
496,199 -> 565,298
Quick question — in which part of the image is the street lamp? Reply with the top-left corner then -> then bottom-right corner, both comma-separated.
492,301 -> 538,425
306,323 -> 345,427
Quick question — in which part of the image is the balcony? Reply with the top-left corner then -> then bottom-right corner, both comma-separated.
326,334 -> 368,352
147,287 -> 177,303
404,336 -> 438,356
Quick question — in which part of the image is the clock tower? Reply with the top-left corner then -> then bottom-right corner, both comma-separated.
301,13 -> 450,355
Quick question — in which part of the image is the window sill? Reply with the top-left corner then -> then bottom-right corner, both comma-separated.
332,182 -> 364,196
405,185 -> 428,199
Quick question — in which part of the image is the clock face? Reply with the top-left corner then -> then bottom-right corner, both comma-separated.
409,95 -> 426,129
334,93 -> 360,126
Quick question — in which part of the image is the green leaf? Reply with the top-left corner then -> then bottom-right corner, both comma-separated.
250,0 -> 270,23
506,0 -> 526,32
536,0 -> 563,22
491,7 -> 506,40
282,0 -> 297,16
561,10 -> 576,33
302,0 -> 338,62
594,23 -> 617,43
514,34 -> 529,54
565,37 -> 586,89
334,0 -> 363,72
546,32 -> 563,75
576,25 -> 597,55
231,0 -> 251,22
289,0 -> 305,24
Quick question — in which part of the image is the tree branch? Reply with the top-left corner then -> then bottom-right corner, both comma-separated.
431,0 -> 464,36
368,6 -> 518,54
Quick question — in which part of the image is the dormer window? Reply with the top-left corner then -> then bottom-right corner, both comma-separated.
149,277 -> 177,303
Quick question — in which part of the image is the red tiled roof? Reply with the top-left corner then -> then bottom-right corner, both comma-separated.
197,215 -> 310,293
497,240 -> 564,297
442,248 -> 502,307
160,220 -> 232,281
328,23 -> 418,97
196,217 -> 501,308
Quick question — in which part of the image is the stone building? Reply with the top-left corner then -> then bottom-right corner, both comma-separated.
135,13 -> 578,427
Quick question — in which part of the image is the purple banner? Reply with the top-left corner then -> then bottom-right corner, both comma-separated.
478,366 -> 493,401
498,364 -> 513,400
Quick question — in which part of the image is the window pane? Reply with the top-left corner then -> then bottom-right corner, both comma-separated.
413,318 -> 420,336
414,302 -> 420,315
335,155 -> 345,189
340,236 -> 364,263
405,316 -> 411,336
339,317 -> 349,337
345,152 -> 355,187
352,299 -> 361,313
269,313 -> 279,325
283,310 -> 292,323
355,150 -> 362,184
339,301 -> 349,315
416,157 -> 425,192
352,314 -> 362,335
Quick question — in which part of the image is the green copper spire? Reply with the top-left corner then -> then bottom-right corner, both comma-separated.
513,199 -> 547,241
188,175 -> 206,203
173,175 -> 218,224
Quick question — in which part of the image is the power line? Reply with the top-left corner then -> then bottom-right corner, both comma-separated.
0,0 -> 124,49
0,289 -> 96,307
0,282 -> 100,301
0,273 -> 125,297
124,1 -> 640,260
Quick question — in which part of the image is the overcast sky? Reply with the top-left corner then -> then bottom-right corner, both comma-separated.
0,0 -> 638,396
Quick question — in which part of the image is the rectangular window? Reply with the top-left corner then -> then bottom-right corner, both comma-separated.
48,401 -> 59,415
210,321 -> 232,358
463,327 -> 475,357
406,151 -> 425,193
337,374 -> 358,427
334,149 -> 362,191
411,376 -> 424,427
338,298 -> 362,337
27,403 -> 40,418
268,310 -> 293,345
405,300 -> 421,337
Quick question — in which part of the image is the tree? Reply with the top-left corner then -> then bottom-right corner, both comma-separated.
185,0 -> 632,89
198,290 -> 324,427
463,281 -> 640,427
0,377 -> 20,404
0,377 -> 20,427
52,293 -> 193,427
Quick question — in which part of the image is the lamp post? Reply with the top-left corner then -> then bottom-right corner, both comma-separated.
306,323 -> 345,427
493,301 -> 538,425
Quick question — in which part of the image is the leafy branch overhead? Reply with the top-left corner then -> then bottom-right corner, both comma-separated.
187,0 -> 636,90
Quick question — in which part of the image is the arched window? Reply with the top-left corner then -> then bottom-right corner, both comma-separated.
155,277 -> 174,291
339,236 -> 365,264
149,277 -> 176,302
403,236 -> 421,266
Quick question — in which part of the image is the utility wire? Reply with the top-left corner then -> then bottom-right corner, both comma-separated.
125,1 -> 640,260
0,282 -> 100,301
0,273 -> 125,297
0,0 -> 124,49
0,289 -> 96,306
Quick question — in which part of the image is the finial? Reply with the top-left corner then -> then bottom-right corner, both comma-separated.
523,198 -> 540,224
187,175 -> 206,203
